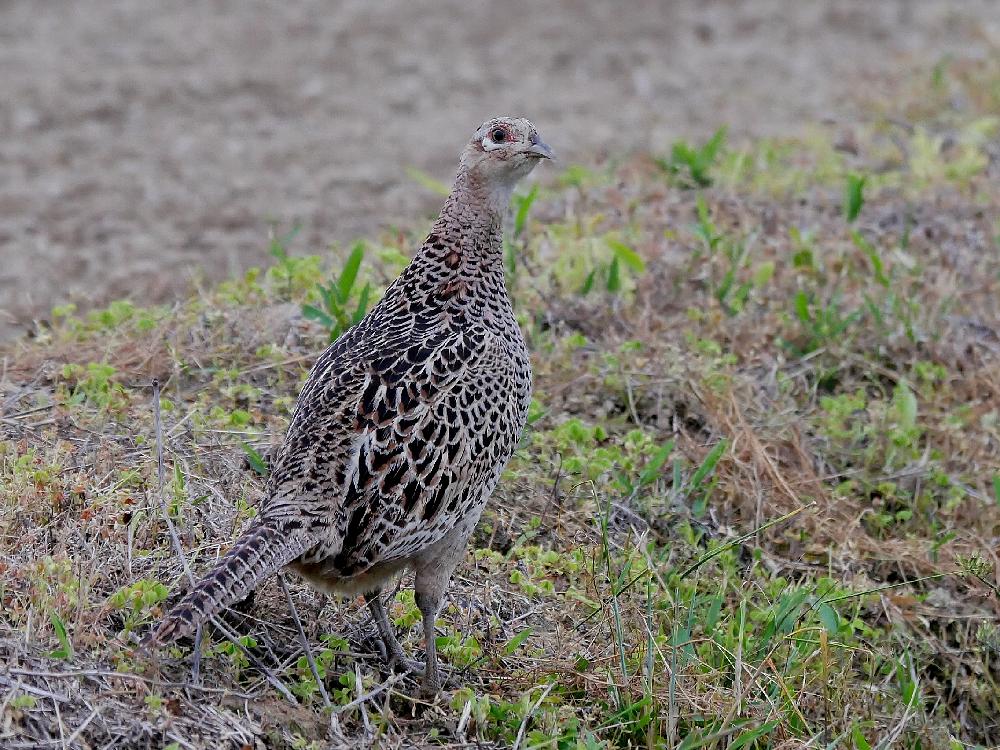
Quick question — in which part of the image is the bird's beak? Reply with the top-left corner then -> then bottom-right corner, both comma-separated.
527,137 -> 555,160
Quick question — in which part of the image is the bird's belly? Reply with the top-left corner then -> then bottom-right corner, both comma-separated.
287,556 -> 410,598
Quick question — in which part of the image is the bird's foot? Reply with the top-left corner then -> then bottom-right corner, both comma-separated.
388,653 -> 423,675
370,634 -> 420,675
420,675 -> 442,699
419,660 -> 451,698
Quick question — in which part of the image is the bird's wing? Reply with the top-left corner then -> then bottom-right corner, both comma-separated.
261,317 -> 498,569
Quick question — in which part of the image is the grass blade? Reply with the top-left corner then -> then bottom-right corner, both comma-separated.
49,612 -> 73,660
843,172 -> 867,223
686,438 -> 727,496
513,184 -> 539,238
639,440 -> 674,487
607,239 -> 646,273
405,166 -> 450,196
240,442 -> 269,477
679,502 -> 815,579
337,242 -> 366,301
502,627 -> 533,655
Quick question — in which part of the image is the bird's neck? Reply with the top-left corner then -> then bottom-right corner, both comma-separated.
449,167 -> 516,219
386,166 -> 519,323
423,167 -> 509,269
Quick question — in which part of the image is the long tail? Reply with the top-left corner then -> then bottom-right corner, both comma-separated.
143,522 -> 314,647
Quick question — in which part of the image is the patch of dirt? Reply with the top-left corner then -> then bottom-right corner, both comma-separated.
0,0 -> 994,338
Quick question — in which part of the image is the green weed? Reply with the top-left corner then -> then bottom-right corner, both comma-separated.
658,127 -> 727,188
301,242 -> 372,342
108,578 -> 169,634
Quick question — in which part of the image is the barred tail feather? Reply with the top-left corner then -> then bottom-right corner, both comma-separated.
143,523 -> 314,647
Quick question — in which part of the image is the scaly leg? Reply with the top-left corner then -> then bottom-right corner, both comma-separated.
413,509 -> 482,697
365,590 -> 421,673
414,585 -> 443,697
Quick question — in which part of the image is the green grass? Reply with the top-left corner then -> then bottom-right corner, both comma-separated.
2,56 -> 999,749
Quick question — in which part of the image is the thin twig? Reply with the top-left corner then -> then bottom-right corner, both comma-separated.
512,681 -> 555,750
152,379 -> 192,582
335,672 -> 407,714
355,662 -> 372,737
279,573 -> 331,708
3,403 -> 56,419
152,379 -> 165,489
3,666 -> 274,699
0,674 -> 71,703
53,697 -> 66,750
64,706 -> 102,747
456,697 -> 473,739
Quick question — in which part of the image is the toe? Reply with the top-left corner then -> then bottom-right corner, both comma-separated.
390,656 -> 423,674
420,678 -> 441,699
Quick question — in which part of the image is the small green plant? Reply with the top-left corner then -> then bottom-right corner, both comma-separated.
689,196 -> 772,315
266,224 -> 324,299
713,236 -> 772,316
241,442 -> 270,477
691,194 -> 723,255
292,634 -> 349,702
580,239 -> 646,295
681,438 -> 728,516
658,126 -> 727,188
49,612 -> 74,660
895,651 -> 923,711
108,578 -> 169,633
213,634 -> 258,676
392,589 -> 422,629
851,230 -> 890,288
504,184 -> 541,282
81,299 -> 163,333
854,230 -> 927,344
512,183 -> 539,240
302,242 -> 372,342
501,627 -> 533,656
908,120 -> 996,186
788,289 -> 862,355
843,172 -> 867,223
60,362 -> 129,412
957,552 -> 1000,597
9,694 -> 37,710
435,631 -> 482,668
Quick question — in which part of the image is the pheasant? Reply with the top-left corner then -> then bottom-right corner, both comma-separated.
145,117 -> 554,695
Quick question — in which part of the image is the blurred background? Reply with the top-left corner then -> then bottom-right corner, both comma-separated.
0,0 -> 995,340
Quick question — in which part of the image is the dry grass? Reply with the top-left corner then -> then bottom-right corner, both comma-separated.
2,57 -> 999,748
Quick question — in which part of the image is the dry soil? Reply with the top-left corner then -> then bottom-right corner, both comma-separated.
0,0 -> 996,338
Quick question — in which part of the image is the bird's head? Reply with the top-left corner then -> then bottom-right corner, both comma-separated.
459,116 -> 554,193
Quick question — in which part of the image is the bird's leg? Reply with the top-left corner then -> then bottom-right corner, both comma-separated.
413,513 -> 482,697
364,590 -> 420,674
414,585 -> 443,698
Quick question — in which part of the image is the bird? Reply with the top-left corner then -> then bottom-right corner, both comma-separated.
144,117 -> 554,696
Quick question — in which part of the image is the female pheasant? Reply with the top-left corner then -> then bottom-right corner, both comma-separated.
146,117 -> 553,695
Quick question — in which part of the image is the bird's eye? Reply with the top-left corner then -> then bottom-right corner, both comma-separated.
491,129 -> 507,142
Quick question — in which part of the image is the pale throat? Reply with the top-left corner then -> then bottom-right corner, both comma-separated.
449,166 -> 519,220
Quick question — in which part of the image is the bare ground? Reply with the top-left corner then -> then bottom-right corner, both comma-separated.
0,0 -> 997,339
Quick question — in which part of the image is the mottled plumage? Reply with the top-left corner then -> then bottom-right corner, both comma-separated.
146,117 -> 553,694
